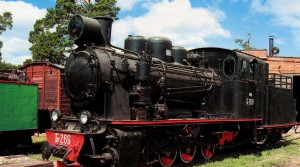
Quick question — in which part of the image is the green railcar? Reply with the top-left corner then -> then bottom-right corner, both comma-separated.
0,81 -> 38,131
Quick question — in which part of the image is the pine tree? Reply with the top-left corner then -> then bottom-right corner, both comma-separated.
29,0 -> 119,64
0,11 -> 13,61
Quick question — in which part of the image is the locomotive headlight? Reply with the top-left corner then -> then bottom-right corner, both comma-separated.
51,109 -> 61,122
79,110 -> 92,125
68,15 -> 85,40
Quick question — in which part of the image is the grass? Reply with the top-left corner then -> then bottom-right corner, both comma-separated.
196,131 -> 300,167
29,133 -> 60,161
31,133 -> 47,144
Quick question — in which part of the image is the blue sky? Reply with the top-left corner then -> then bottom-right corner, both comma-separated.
0,0 -> 300,64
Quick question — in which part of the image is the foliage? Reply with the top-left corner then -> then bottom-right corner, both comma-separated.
234,32 -> 256,50
0,61 -> 19,69
0,11 -> 13,61
23,58 -> 33,65
29,0 -> 120,64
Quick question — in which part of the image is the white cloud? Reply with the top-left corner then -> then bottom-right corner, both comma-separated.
0,1 -> 46,29
0,1 -> 47,64
1,36 -> 32,64
252,0 -> 300,28
112,0 -> 230,49
251,0 -> 300,53
116,0 -> 145,10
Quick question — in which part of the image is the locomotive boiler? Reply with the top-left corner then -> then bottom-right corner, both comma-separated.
43,15 -> 300,167
63,16 -> 220,121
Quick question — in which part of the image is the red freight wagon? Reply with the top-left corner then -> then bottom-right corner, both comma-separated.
19,62 -> 71,130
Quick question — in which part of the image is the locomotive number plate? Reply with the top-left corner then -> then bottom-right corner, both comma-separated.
54,133 -> 71,145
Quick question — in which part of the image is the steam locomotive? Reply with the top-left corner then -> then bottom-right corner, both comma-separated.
42,15 -> 300,167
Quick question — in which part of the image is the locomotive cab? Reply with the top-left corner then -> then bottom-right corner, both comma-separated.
187,48 -> 267,119
187,48 -> 297,126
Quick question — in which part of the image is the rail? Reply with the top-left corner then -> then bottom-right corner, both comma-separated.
268,73 -> 292,90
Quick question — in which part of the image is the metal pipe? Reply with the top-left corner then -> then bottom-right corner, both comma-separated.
269,35 -> 274,56
62,149 -> 76,167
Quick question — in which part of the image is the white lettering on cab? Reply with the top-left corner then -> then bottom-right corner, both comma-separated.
55,133 -> 71,145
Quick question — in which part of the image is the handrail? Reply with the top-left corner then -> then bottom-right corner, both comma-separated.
268,73 -> 292,89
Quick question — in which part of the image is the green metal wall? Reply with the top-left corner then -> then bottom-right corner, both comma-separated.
0,81 -> 38,131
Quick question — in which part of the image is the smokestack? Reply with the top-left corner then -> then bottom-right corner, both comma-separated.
269,35 -> 274,56
68,15 -> 113,47
94,16 -> 113,46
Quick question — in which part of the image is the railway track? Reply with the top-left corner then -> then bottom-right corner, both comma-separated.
0,155 -> 53,167
0,142 -> 42,156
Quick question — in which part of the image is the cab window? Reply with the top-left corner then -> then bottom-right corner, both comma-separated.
249,62 -> 255,80
240,59 -> 248,80
223,56 -> 235,77
249,59 -> 259,82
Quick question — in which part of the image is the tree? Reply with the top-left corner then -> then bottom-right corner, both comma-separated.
0,11 -> 13,61
23,58 -> 33,65
234,32 -> 256,50
29,0 -> 120,64
0,61 -> 19,70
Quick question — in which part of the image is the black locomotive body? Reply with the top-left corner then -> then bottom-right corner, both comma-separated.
43,15 -> 299,167
190,48 -> 296,124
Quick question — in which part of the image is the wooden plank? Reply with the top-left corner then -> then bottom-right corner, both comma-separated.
20,62 -> 71,115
